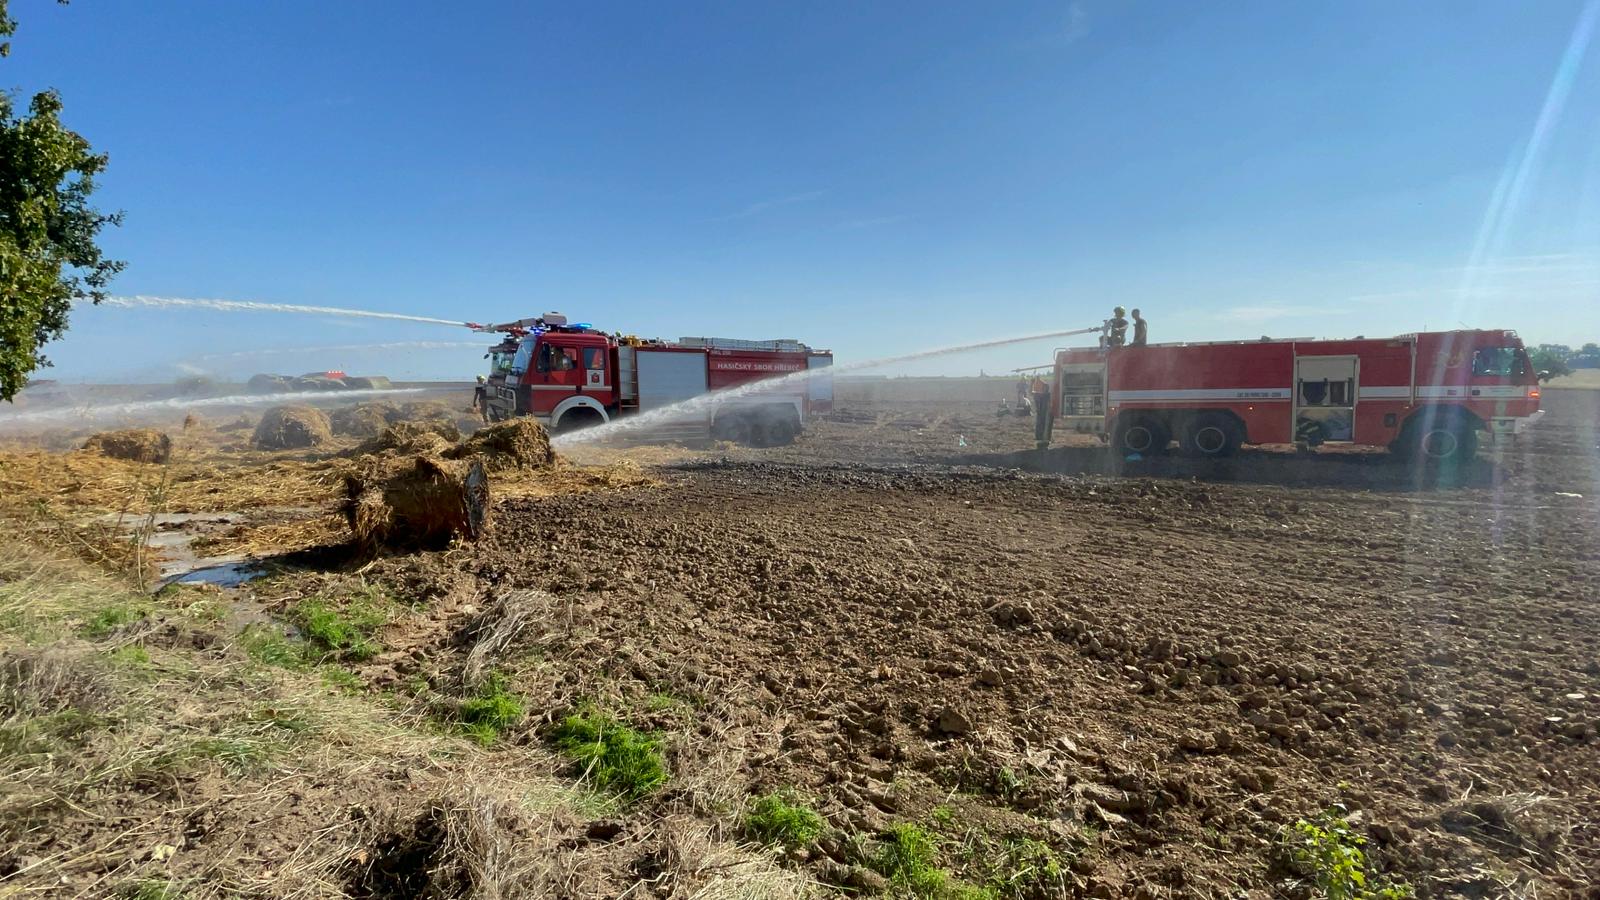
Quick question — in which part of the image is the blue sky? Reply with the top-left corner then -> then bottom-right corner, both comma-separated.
8,0 -> 1600,381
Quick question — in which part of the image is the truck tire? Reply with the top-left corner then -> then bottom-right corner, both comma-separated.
1182,412 -> 1240,458
1112,415 -> 1169,456
753,416 -> 796,448
552,406 -> 604,434
1395,413 -> 1478,464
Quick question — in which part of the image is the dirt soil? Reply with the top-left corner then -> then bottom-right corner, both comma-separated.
442,388 -> 1596,896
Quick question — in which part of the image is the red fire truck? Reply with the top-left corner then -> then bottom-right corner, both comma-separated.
1044,329 -> 1543,462
473,312 -> 833,445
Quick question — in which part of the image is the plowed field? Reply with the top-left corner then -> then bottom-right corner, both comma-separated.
419,388 -> 1598,896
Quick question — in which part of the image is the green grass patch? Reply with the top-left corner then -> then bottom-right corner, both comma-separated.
457,673 -> 525,746
983,838 -> 1065,899
744,789 -> 826,849
320,665 -> 365,694
120,880 -> 187,900
549,708 -> 668,801
869,823 -> 999,899
0,708 -> 106,757
84,600 -> 151,638
239,624 -> 310,669
872,823 -> 955,897
288,588 -> 390,662
1284,808 -> 1414,900
108,645 -> 152,669
184,735 -> 284,774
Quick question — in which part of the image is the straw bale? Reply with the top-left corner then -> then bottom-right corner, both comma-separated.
82,429 -> 172,464
252,406 -> 333,450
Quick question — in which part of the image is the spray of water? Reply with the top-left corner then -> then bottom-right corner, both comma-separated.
0,387 -> 425,430
186,340 -> 486,364
553,325 -> 1100,448
90,295 -> 467,328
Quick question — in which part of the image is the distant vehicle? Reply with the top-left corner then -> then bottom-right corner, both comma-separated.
246,371 -> 394,393
1040,329 -> 1543,462
470,311 -> 833,445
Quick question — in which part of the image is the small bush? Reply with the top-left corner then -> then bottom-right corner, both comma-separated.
1284,808 -> 1414,900
745,789 -> 826,849
457,673 -> 525,746
549,709 -> 668,800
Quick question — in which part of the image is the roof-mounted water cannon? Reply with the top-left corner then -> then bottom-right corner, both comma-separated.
466,311 -> 594,336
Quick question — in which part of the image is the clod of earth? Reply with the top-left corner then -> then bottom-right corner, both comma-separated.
253,405 -> 334,450
344,455 -> 490,551
81,428 -> 172,463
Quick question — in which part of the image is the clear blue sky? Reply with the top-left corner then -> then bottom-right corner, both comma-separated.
9,0 -> 1600,381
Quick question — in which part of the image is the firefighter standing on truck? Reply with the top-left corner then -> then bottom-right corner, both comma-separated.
1131,308 -> 1148,347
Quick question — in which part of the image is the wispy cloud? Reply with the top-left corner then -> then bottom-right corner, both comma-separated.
837,215 -> 907,230
1063,2 -> 1090,44
712,190 -> 825,222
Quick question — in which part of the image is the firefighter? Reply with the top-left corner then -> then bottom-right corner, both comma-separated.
1030,375 -> 1052,449
1130,308 -> 1148,347
471,374 -> 489,424
1106,307 -> 1129,347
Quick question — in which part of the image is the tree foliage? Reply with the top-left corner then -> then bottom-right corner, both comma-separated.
1528,346 -> 1572,382
0,0 -> 122,401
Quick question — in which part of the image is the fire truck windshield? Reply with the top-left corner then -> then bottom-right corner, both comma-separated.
488,349 -> 514,376
509,336 -> 536,375
1471,346 -> 1529,378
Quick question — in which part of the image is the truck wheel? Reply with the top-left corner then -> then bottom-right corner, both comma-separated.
756,417 -> 796,447
1112,415 -> 1169,455
1414,422 -> 1478,463
713,413 -> 752,445
1183,413 -> 1239,458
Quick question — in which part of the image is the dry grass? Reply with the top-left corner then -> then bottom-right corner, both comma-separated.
0,538 -> 815,899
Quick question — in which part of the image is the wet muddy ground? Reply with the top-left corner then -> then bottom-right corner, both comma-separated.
412,388 -> 1600,895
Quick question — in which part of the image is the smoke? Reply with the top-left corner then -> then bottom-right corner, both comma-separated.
89,295 -> 468,327
0,387 -> 425,430
185,340 -> 487,364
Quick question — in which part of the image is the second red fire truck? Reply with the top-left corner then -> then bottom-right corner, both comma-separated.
474,313 -> 833,445
1042,328 -> 1543,462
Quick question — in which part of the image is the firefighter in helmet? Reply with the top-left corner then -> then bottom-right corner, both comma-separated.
472,374 -> 490,424
1107,306 -> 1129,348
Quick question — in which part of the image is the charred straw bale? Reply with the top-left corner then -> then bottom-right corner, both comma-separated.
447,418 -> 556,471
81,429 -> 172,464
330,401 -> 400,439
344,455 -> 490,552
252,405 -> 334,450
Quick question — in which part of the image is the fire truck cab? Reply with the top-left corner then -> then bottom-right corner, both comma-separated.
1047,329 -> 1542,462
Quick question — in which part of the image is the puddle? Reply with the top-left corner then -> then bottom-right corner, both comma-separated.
161,561 -> 264,589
